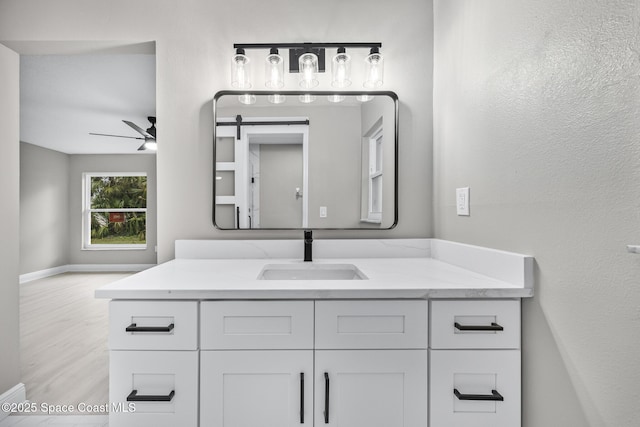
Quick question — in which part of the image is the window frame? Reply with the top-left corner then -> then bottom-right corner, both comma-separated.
366,126 -> 384,223
82,172 -> 148,251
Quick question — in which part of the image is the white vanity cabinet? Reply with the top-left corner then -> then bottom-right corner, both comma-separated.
199,300 -> 428,427
429,299 -> 521,427
108,301 -> 199,427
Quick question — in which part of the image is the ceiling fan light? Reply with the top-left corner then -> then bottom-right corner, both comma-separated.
139,140 -> 157,151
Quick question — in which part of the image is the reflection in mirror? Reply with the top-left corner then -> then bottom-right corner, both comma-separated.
213,91 -> 397,230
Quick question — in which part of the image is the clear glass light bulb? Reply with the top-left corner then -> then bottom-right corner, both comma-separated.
331,49 -> 352,88
238,94 -> 256,105
298,52 -> 319,89
231,49 -> 251,89
268,94 -> 286,104
327,94 -> 346,103
265,50 -> 284,89
364,49 -> 384,88
299,94 -> 317,104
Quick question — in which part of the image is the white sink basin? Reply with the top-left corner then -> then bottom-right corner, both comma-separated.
257,263 -> 368,280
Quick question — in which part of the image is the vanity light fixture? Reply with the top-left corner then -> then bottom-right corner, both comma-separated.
265,48 -> 284,89
363,47 -> 384,88
299,94 -> 317,104
231,48 -> 252,89
356,94 -> 374,102
267,94 -> 286,104
331,47 -> 351,88
238,93 -> 256,105
327,94 -> 346,103
298,51 -> 319,89
230,42 -> 383,90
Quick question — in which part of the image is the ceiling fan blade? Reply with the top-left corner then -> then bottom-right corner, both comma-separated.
123,120 -> 155,139
89,132 -> 144,140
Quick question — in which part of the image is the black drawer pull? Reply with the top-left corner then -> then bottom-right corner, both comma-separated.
126,323 -> 175,333
454,322 -> 503,332
127,389 -> 175,402
324,372 -> 330,424
454,388 -> 504,401
300,372 -> 305,424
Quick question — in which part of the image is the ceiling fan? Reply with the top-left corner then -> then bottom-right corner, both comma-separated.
90,116 -> 157,151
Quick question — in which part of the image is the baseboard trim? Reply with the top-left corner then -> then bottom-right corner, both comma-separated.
20,264 -> 155,284
0,383 -> 26,422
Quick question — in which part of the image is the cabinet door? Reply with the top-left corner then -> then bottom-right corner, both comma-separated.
315,350 -> 427,427
201,350 -> 313,427
430,349 -> 521,427
109,350 -> 198,427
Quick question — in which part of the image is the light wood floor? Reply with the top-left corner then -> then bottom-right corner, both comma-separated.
20,273 -> 133,414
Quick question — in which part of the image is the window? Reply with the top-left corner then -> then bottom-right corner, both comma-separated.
367,127 -> 383,223
83,173 -> 147,249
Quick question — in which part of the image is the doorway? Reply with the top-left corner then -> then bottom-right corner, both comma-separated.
13,41 -> 157,413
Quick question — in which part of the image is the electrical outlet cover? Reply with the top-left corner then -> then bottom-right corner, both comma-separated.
456,187 -> 470,216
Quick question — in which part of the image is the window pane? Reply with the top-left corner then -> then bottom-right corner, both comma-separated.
90,176 -> 147,209
90,212 -> 146,245
371,176 -> 383,213
375,136 -> 383,172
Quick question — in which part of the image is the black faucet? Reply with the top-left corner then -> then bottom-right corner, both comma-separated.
304,230 -> 313,262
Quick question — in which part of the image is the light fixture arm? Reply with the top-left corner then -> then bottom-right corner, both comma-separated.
233,42 -> 382,50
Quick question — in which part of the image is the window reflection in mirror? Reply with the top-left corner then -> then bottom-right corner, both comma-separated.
213,91 -> 397,230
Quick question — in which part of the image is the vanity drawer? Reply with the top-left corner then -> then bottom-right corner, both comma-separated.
315,300 -> 428,349
110,350 -> 198,427
430,349 -> 521,427
200,301 -> 314,350
430,300 -> 520,349
109,301 -> 198,350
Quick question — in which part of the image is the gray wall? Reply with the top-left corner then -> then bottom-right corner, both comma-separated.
0,0 -> 434,261
20,142 -> 70,274
433,1 -> 639,426
0,44 -> 20,395
68,154 -> 157,265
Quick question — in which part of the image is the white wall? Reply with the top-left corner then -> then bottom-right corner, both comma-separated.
433,1 -> 640,426
20,142 -> 70,274
0,44 -> 20,395
68,154 -> 157,265
0,0 -> 434,262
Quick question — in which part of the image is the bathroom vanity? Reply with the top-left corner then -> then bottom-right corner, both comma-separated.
95,238 -> 533,427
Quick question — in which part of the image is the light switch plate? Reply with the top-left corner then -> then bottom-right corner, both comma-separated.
456,187 -> 470,216
320,206 -> 327,218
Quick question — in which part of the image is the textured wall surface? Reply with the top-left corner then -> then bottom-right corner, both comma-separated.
434,0 -> 640,425
20,143 -> 70,274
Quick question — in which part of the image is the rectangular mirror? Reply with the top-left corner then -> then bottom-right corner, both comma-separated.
213,91 -> 397,230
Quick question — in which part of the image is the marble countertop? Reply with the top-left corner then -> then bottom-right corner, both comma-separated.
95,239 -> 534,300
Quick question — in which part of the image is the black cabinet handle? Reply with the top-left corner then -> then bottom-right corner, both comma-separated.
127,389 -> 175,402
300,372 -> 304,424
454,388 -> 504,401
324,372 -> 330,424
454,322 -> 503,332
126,323 -> 175,333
